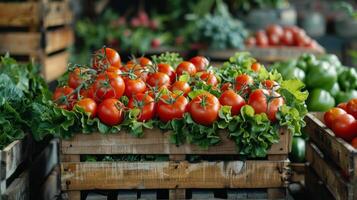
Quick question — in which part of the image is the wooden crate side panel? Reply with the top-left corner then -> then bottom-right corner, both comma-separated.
290,163 -> 305,183
61,160 -> 288,191
61,128 -> 290,155
246,47 -> 324,62
304,113 -> 357,179
45,27 -> 74,54
0,2 -> 39,27
0,138 -> 30,180
306,142 -> 354,200
305,167 -> 335,200
0,32 -> 40,55
1,171 -> 29,200
39,166 -> 60,200
43,1 -> 73,28
43,51 -> 69,82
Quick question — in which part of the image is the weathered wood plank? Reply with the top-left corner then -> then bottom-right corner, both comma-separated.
43,51 -> 69,82
43,1 -> 72,28
1,171 -> 29,200
0,32 -> 40,55
304,113 -> 357,180
305,167 -> 335,200
0,2 -> 40,27
0,138 -> 30,180
61,160 -> 288,191
45,27 -> 74,54
306,142 -> 354,200
61,128 -> 290,155
290,163 -> 305,183
67,191 -> 80,200
39,166 -> 60,200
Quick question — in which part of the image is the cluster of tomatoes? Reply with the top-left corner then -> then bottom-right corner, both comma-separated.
324,98 -> 357,146
53,47 -> 285,127
245,24 -> 322,50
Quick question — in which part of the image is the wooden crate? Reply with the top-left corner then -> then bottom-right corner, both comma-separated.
199,47 -> 324,63
0,0 -> 73,82
61,128 -> 292,200
290,163 -> 305,184
0,137 -> 60,200
304,113 -> 357,200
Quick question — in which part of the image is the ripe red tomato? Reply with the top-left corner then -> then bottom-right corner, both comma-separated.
97,98 -> 124,126
324,108 -> 347,128
121,63 -> 148,81
92,47 -> 121,70
171,81 -> 191,96
245,37 -> 256,47
124,78 -> 147,97
128,93 -> 155,122
338,102 -> 348,111
147,85 -> 169,99
251,62 -> 261,72
128,57 -> 152,67
68,67 -> 84,89
200,72 -> 218,87
351,137 -> 357,148
219,89 -> 246,115
90,73 -> 125,102
176,61 -> 196,76
268,34 -> 280,46
255,31 -> 269,47
157,93 -> 188,122
331,114 -> 357,142
189,93 -> 220,126
281,29 -> 294,46
76,98 -> 97,117
248,89 -> 284,122
146,72 -> 171,88
347,99 -> 357,118
189,56 -> 209,72
294,31 -> 308,46
262,80 -> 279,90
53,86 -> 76,110
158,63 -> 176,83
266,24 -> 284,38
235,74 -> 253,95
221,82 -> 232,92
106,65 -> 122,75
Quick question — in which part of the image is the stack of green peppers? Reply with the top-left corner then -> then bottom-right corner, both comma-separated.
272,54 -> 357,112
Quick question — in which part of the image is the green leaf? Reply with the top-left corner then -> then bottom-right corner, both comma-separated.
280,79 -> 309,102
179,74 -> 190,82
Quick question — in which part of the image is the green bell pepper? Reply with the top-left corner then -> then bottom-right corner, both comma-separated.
338,68 -> 357,91
290,137 -> 306,163
335,90 -> 357,104
330,82 -> 340,97
307,89 -> 335,111
305,61 -> 337,91
319,54 -> 342,68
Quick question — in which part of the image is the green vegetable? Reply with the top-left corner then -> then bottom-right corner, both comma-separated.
290,137 -> 306,163
305,61 -> 337,91
335,90 -> 357,104
338,68 -> 357,91
330,82 -> 341,97
306,89 -> 335,111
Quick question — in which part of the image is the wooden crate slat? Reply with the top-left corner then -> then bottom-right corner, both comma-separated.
0,2 -> 40,27
43,1 -> 72,28
45,26 -> 74,54
61,160 -> 288,191
39,166 -> 60,200
43,50 -> 69,82
0,32 -> 40,55
61,128 -> 290,155
304,113 -> 357,179
0,138 -> 30,180
1,171 -> 29,200
306,142 -> 354,200
290,163 -> 305,183
305,167 -> 335,200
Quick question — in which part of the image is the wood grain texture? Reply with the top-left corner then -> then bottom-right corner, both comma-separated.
304,113 -> 357,180
0,2 -> 39,27
61,160 -> 288,191
290,163 -> 305,183
43,1 -> 72,28
61,128 -> 290,155
0,138 -> 30,180
42,51 -> 69,82
40,166 -> 60,200
0,32 -> 40,55
45,27 -> 74,54
1,171 -> 29,200
305,167 -> 335,200
306,142 -> 355,200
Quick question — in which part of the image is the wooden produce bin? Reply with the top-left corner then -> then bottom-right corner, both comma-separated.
0,137 -> 59,200
304,113 -> 357,200
199,47 -> 324,64
60,128 -> 292,200
0,0 -> 74,82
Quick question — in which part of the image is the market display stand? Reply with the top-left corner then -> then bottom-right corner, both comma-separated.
0,137 -> 59,200
199,47 -> 325,64
60,128 -> 292,200
304,113 -> 357,200
0,0 -> 73,82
